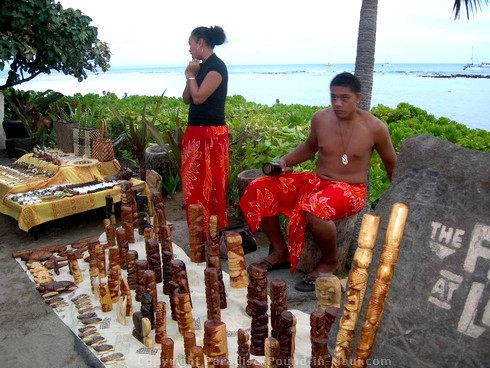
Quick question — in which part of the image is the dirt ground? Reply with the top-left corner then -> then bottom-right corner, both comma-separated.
0,151 -> 316,368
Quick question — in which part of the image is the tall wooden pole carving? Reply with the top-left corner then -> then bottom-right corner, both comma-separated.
331,214 -> 380,368
351,202 -> 409,368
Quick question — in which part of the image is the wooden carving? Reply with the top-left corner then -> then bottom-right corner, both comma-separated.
190,345 -> 205,368
170,259 -> 192,306
250,299 -> 268,356
237,328 -> 250,368
311,337 -> 330,368
94,243 -> 106,279
120,181 -> 138,232
144,226 -> 153,243
132,311 -> 153,348
152,191 -> 167,229
126,250 -> 139,290
207,215 -> 227,309
67,250 -> 83,284
166,280 -> 179,321
174,289 -> 195,334
310,310 -> 326,341
115,226 -> 129,269
184,330 -> 197,365
108,247 -> 121,271
225,231 -> 248,288
121,205 -> 135,243
161,250 -> 173,295
141,292 -> 155,329
331,214 -> 380,368
352,203 -> 409,368
105,223 -> 116,247
108,265 -> 121,303
134,259 -> 149,302
89,259 -> 99,296
145,237 -> 163,284
315,274 -> 342,312
87,238 -> 100,263
120,277 -> 132,316
270,279 -> 288,339
205,267 -> 221,322
159,224 -> 174,257
203,320 -> 228,365
264,336 -> 280,368
99,282 -> 112,312
160,337 -> 174,368
155,301 -> 167,344
143,269 -> 158,309
246,262 -> 268,316
276,311 -> 296,368
105,194 -> 116,224
188,203 -> 205,263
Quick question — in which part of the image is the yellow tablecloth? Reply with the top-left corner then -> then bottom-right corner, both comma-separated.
0,152 -> 148,232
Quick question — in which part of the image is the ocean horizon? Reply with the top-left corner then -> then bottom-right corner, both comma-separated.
2,63 -> 489,132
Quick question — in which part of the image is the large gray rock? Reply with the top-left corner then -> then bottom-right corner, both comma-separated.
330,135 -> 490,367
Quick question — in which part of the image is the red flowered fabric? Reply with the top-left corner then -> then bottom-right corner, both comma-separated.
238,172 -> 366,273
181,125 -> 229,235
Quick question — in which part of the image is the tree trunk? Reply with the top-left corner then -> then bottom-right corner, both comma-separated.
349,0 -> 379,266
354,0 -> 379,112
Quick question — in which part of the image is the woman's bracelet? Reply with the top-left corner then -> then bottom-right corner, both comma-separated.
187,77 -> 196,81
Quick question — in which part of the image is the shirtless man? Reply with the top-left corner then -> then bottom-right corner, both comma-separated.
238,72 -> 396,292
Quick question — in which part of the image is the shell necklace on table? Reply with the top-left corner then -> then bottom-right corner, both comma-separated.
338,120 -> 354,165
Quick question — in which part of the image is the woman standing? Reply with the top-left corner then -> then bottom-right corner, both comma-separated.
182,26 -> 229,233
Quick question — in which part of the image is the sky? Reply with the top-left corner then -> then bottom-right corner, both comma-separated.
59,0 -> 490,66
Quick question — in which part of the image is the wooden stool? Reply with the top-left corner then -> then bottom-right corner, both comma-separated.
296,215 -> 358,274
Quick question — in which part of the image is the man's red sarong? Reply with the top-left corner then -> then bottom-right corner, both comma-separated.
181,125 -> 229,234
239,172 -> 366,273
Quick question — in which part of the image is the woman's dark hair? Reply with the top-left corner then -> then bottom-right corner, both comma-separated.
330,72 -> 362,93
191,26 -> 227,48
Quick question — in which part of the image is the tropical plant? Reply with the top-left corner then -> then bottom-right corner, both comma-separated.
141,92 -> 184,175
51,99 -> 104,128
354,0 -> 489,111
0,0 -> 110,90
453,0 -> 489,19
108,98 -> 166,181
4,88 -> 64,138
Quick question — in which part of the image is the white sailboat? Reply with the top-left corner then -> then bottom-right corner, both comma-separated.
463,47 -> 482,70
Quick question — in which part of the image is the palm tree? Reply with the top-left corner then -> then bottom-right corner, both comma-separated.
354,0 -> 489,111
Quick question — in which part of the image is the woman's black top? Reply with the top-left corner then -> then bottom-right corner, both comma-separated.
188,53 -> 228,126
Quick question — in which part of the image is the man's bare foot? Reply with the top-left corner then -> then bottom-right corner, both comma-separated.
306,261 -> 338,278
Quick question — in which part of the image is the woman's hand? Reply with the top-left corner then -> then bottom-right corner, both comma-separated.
185,59 -> 200,79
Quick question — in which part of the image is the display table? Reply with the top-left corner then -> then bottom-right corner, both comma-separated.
0,151 -> 148,232
16,232 -> 312,367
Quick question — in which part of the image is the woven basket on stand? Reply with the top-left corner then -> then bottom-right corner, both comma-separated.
73,126 -> 99,158
53,121 -> 79,153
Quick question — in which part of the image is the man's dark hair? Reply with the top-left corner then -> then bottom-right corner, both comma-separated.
330,72 -> 362,93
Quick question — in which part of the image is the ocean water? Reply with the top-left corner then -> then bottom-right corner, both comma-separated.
2,63 -> 489,131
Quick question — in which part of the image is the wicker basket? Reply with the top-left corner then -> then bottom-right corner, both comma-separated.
53,121 -> 79,153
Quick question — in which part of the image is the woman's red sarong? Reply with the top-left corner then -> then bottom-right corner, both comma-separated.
238,172 -> 366,273
181,125 -> 229,234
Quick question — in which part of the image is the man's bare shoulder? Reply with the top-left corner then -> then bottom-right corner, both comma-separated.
357,109 -> 387,130
311,108 -> 335,123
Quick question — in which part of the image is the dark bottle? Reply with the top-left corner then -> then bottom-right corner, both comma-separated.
262,162 -> 282,176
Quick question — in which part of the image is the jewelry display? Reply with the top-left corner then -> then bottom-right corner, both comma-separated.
7,180 -> 125,205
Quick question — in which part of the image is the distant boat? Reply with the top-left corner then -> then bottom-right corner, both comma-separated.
463,47 -> 482,70
324,62 -> 333,67
481,62 -> 490,67
382,63 -> 393,67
